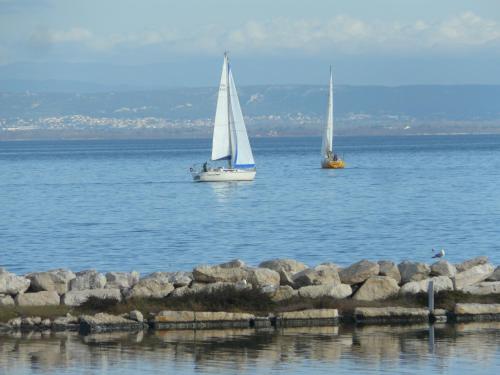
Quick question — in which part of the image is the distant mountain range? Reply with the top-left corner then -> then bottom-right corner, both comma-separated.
1,82 -> 500,140
2,83 -> 500,120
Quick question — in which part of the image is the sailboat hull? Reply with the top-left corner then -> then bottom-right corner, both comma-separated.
321,159 -> 345,169
192,168 -> 256,182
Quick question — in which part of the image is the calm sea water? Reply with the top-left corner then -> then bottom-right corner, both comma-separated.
1,135 -> 500,274
1,323 -> 499,374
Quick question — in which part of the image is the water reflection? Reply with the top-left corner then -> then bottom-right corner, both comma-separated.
208,181 -> 253,203
1,323 -> 499,374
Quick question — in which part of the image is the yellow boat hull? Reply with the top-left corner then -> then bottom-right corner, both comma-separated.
322,159 -> 345,169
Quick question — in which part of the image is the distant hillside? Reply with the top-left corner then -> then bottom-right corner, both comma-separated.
1,84 -> 500,140
1,84 -> 500,120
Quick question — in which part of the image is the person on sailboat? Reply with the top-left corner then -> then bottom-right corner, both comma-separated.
326,150 -> 333,160
333,153 -> 338,161
203,162 -> 208,172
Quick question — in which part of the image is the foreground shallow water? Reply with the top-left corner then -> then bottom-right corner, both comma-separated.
1,323 -> 499,374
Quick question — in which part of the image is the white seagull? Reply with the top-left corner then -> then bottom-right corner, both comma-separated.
432,248 -> 445,258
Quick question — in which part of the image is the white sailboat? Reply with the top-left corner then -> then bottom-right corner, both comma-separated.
191,53 -> 256,182
321,67 -> 345,169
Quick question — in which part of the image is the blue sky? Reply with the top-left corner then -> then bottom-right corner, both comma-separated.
1,0 -> 500,85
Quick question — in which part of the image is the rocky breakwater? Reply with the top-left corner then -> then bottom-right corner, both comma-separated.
0,256 -> 499,334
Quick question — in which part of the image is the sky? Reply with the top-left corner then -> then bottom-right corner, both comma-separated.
1,0 -> 500,86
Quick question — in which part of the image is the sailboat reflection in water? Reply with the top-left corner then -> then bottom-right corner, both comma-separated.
191,53 -> 256,182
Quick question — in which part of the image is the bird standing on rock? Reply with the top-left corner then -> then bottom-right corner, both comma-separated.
432,248 -> 445,258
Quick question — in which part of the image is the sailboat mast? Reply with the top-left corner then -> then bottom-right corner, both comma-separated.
329,66 -> 333,154
225,53 -> 233,169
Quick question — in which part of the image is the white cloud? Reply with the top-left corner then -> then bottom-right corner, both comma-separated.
27,12 -> 500,56
436,11 -> 500,45
49,28 -> 92,43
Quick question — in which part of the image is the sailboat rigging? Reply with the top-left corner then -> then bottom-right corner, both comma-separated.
321,67 -> 345,169
191,53 -> 256,182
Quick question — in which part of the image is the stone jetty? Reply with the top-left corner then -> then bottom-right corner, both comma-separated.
0,256 -> 499,335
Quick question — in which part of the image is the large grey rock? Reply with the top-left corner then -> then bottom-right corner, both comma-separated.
189,281 -> 251,295
431,260 -> 457,277
0,294 -> 15,306
399,276 -> 453,295
62,288 -> 122,307
105,271 -> 140,289
292,267 -> 341,288
315,263 -> 342,272
354,307 -> 429,323
52,313 -> 79,331
378,261 -> 401,283
125,277 -> 175,299
170,285 -> 192,298
0,269 -> 30,295
453,264 -> 494,290
298,283 -> 352,299
271,285 -> 298,302
258,259 -> 308,285
7,317 -> 22,329
192,263 -> 250,283
456,256 -> 489,272
155,310 -> 254,323
487,266 -> 500,281
398,261 -> 430,283
145,271 -> 192,287
79,313 -> 144,334
455,303 -> 500,315
353,276 -> 400,301
26,269 -> 76,295
339,260 -> 379,285
462,281 -> 500,295
70,270 -> 107,291
280,309 -> 339,320
247,268 -> 280,288
15,291 -> 60,306
20,316 -> 43,330
193,262 -> 279,287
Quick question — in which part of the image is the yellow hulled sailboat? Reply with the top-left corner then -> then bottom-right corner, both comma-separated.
321,68 -> 345,169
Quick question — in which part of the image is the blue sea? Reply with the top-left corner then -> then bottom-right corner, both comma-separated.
1,135 -> 500,274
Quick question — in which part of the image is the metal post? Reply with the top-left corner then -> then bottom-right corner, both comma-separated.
428,280 -> 434,312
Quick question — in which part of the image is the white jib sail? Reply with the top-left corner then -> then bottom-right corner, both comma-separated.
211,55 -> 231,161
321,69 -> 334,158
228,67 -> 255,168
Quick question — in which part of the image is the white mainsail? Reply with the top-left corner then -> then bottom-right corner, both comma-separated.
211,55 -> 231,161
321,68 -> 334,158
211,54 -> 255,168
